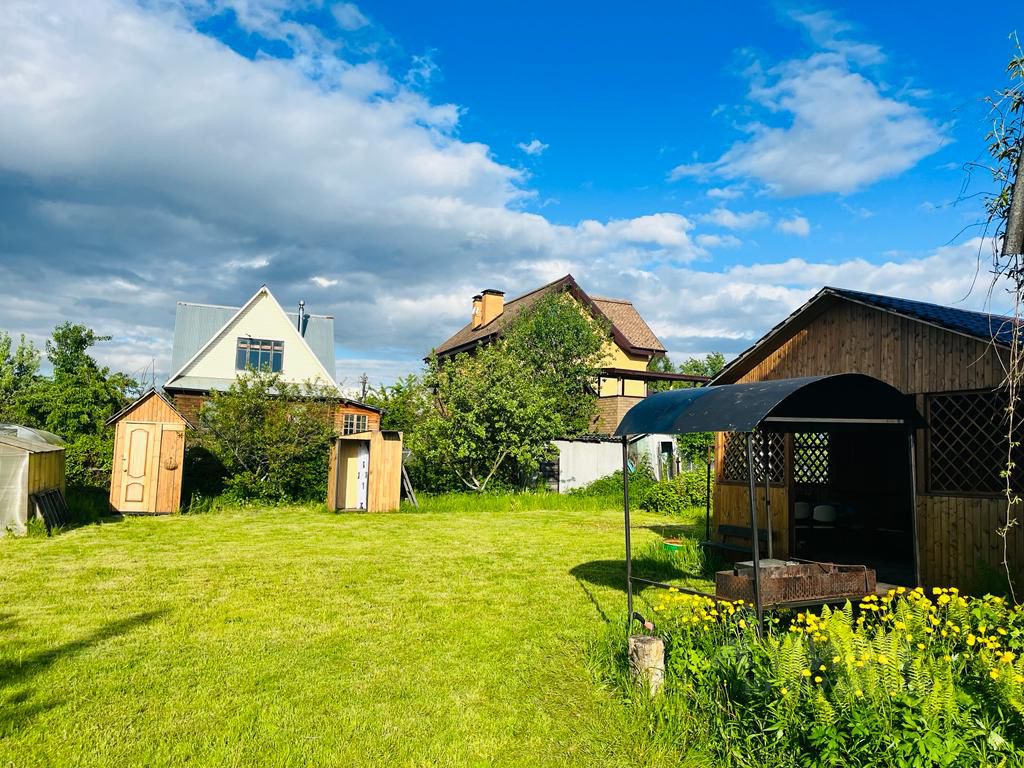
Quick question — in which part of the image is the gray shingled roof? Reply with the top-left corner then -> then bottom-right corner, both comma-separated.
168,302 -> 335,382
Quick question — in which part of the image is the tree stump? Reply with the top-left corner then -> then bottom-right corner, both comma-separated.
628,634 -> 665,695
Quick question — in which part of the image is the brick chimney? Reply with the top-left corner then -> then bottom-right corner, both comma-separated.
478,289 -> 505,328
471,294 -> 483,328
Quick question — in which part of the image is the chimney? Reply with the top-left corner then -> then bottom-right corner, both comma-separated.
471,294 -> 483,328
478,289 -> 505,327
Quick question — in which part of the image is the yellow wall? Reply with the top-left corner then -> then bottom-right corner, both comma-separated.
181,290 -> 335,388
598,342 -> 649,397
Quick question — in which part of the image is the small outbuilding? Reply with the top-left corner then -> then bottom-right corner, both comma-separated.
107,389 -> 191,514
0,426 -> 66,535
327,430 -> 403,512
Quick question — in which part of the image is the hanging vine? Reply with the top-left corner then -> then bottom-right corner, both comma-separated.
976,34 -> 1024,601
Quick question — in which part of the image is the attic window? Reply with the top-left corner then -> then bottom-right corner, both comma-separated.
343,414 -> 368,435
236,338 -> 283,372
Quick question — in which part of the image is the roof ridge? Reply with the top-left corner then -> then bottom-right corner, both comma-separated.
503,273 -> 575,305
827,286 -> 1009,320
176,300 -> 332,319
590,295 -> 632,305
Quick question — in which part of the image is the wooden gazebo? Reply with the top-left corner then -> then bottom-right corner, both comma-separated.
615,373 -> 925,628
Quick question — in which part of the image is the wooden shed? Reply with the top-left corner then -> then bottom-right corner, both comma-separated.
327,430 -> 403,512
710,286 -> 1020,590
0,431 -> 65,535
107,390 -> 191,514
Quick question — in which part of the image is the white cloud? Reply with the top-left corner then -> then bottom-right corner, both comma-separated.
707,185 -> 745,200
776,215 -> 810,237
332,2 -> 369,31
0,1 -> 994,386
670,18 -> 946,196
696,233 -> 742,249
698,207 -> 769,230
517,139 -> 549,156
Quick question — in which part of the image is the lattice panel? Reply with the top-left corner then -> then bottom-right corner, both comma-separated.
928,390 -> 1020,495
793,432 -> 830,485
721,431 -> 784,484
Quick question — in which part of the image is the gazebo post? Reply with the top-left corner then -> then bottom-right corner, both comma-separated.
623,435 -> 634,627
908,430 -> 922,588
762,433 -> 773,560
746,433 -> 764,630
705,446 -> 712,542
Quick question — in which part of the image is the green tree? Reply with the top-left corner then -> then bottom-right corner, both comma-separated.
21,322 -> 135,487
419,345 -> 564,492
365,374 -> 429,435
195,370 -> 336,502
0,331 -> 41,423
646,352 -> 727,463
502,292 -> 610,435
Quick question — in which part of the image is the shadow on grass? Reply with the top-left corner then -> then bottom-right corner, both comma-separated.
643,523 -> 705,540
570,558 -> 693,593
0,609 -> 168,733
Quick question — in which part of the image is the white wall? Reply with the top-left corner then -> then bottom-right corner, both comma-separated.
553,439 -> 622,492
183,291 -> 333,386
553,434 -> 680,493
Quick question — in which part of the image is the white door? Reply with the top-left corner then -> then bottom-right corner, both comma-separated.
356,442 -> 369,510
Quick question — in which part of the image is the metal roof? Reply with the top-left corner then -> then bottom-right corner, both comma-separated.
615,373 -> 924,436
714,286 -> 1016,385
169,301 -> 336,377
831,287 -> 1017,346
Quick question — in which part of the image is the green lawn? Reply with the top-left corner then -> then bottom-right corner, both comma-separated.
0,502 -> 710,767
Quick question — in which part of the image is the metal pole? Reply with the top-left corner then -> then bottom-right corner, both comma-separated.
705,449 -> 712,542
908,430 -> 921,588
746,433 -> 764,630
763,432 -> 773,560
623,435 -> 634,628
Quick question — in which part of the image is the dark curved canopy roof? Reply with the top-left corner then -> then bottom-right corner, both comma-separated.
614,373 -> 925,436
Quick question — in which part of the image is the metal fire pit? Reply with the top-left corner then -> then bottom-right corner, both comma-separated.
715,560 -> 876,607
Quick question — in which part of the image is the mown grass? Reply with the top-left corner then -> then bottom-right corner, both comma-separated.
0,499 -> 710,767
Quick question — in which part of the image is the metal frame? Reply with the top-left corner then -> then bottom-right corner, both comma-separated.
622,418 -> 921,633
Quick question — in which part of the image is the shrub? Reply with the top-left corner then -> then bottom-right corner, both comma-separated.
193,370 -> 335,503
622,587 -> 1024,767
569,454 -> 657,506
635,469 -> 711,515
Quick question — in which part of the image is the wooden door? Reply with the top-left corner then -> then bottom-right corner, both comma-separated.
119,423 -> 159,513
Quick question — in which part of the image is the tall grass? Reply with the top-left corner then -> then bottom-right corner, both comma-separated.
408,490 -> 623,514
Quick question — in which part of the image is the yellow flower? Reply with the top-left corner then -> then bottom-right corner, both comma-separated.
943,655 -> 952,662
832,655 -> 841,663
1000,652 -> 1016,664
990,669 -> 1001,680
854,689 -> 864,697
819,664 -> 827,671
906,634 -> 914,641
967,634 -> 977,647
846,653 -> 855,663
738,620 -> 747,629
780,687 -> 788,695
855,661 -> 865,668
877,654 -> 889,665
802,669 -> 812,677
814,676 -> 823,684
998,628 -> 1008,636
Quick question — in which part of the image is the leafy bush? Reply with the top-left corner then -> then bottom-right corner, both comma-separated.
193,370 -> 335,503
635,469 -> 711,515
569,455 -> 657,507
622,587 -> 1024,767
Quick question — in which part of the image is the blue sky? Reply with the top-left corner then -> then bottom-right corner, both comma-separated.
0,1 -> 1019,388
